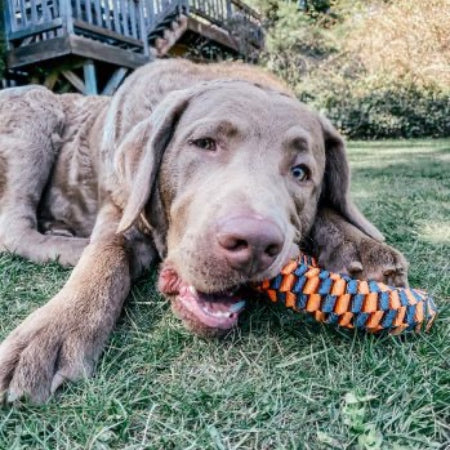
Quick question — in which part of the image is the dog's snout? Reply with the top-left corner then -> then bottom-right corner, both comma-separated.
216,215 -> 284,273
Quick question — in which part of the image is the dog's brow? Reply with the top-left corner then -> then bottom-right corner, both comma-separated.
282,127 -> 311,153
181,119 -> 242,141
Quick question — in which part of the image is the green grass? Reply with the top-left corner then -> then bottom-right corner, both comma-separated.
0,139 -> 449,449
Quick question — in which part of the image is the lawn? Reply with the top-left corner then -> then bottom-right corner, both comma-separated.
0,139 -> 449,449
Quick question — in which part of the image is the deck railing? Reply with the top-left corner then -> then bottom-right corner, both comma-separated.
145,0 -> 188,32
5,0 -> 63,37
5,0 -> 151,54
71,0 -> 149,54
3,0 -> 262,57
188,0 -> 262,47
189,0 -> 259,27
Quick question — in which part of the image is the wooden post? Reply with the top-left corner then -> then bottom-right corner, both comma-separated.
18,0 -> 27,28
226,0 -> 232,20
104,0 -> 112,30
137,0 -> 150,57
183,0 -> 189,15
60,0 -> 74,34
62,69 -> 86,92
83,59 -> 98,95
113,0 -> 121,32
102,67 -> 128,95
3,0 -> 15,36
147,0 -> 155,29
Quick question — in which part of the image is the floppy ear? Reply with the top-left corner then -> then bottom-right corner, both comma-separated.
319,116 -> 384,241
114,89 -> 191,235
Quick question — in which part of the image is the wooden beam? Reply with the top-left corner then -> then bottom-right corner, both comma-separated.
83,60 -> 98,95
8,18 -> 64,41
186,17 -> 239,52
154,15 -> 188,57
61,69 -> 86,93
72,20 -> 145,48
231,0 -> 261,20
69,35 -> 151,69
102,67 -> 128,95
7,36 -> 71,69
44,71 -> 60,90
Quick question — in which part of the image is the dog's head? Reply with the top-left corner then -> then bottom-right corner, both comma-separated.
113,80 -> 382,335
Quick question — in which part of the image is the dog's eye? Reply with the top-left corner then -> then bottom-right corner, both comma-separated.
291,164 -> 309,182
190,137 -> 217,151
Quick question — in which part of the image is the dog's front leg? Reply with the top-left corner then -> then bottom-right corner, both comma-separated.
0,203 -> 131,404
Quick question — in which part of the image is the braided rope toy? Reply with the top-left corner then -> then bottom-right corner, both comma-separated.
255,255 -> 437,334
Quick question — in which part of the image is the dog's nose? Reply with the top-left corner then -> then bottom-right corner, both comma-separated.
216,215 -> 284,273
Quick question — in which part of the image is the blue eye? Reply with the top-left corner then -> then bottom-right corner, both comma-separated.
291,165 -> 309,182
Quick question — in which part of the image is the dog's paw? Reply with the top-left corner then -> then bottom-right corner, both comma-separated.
0,304 -> 96,404
356,238 -> 409,287
318,238 -> 408,287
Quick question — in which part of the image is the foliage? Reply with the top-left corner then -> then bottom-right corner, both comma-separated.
298,73 -> 450,140
263,3 -> 337,85
345,0 -> 450,90
259,0 -> 450,139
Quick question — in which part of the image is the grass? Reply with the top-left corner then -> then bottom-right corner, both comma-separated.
0,139 -> 449,449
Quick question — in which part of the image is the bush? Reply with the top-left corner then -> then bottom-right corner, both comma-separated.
345,0 -> 450,92
258,0 -> 450,139
298,74 -> 450,139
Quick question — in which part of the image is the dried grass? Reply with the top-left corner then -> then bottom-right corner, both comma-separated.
344,0 -> 450,89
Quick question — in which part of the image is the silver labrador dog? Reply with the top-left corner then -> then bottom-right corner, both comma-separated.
0,60 -> 407,403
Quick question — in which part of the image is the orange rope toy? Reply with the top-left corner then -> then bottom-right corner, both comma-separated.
256,255 -> 437,334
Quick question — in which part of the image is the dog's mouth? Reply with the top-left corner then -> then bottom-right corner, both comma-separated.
177,284 -> 246,329
158,267 -> 247,329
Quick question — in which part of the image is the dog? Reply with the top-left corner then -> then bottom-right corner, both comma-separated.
0,59 -> 407,403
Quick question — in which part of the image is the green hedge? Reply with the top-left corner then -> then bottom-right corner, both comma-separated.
299,82 -> 450,140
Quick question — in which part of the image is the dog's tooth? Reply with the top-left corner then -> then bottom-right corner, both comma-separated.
209,310 -> 229,318
188,286 -> 197,295
229,300 -> 246,313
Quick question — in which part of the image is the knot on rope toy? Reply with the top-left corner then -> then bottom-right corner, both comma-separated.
256,255 -> 437,334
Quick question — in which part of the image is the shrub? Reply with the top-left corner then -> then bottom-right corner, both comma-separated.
345,0 -> 450,91
262,3 -> 337,86
259,0 -> 450,139
300,77 -> 450,139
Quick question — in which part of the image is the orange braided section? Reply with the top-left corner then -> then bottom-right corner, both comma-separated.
255,255 -> 437,334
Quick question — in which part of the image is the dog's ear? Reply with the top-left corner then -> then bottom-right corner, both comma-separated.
114,89 -> 191,236
319,116 -> 384,241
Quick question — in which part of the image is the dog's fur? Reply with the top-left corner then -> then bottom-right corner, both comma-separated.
0,60 -> 407,403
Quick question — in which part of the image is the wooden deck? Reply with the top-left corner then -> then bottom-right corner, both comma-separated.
2,0 -> 263,93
